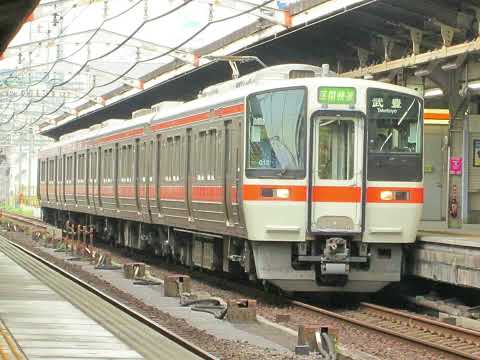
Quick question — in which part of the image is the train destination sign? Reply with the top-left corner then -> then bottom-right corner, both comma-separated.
367,89 -> 421,120
318,86 -> 356,105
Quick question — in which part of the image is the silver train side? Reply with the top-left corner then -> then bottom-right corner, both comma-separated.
38,64 -> 424,293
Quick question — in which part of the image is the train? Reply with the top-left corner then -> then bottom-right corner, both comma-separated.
38,64 -> 424,293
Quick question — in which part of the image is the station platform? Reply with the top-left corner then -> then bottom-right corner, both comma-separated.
0,248 -> 145,360
409,222 -> 480,289
0,236 -> 207,360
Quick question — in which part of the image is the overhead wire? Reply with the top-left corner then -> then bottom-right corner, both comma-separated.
4,0 -> 274,131
1,0 -> 379,133
0,2 -> 92,92
0,0 -> 145,116
0,0 -> 195,127
0,2 -> 96,119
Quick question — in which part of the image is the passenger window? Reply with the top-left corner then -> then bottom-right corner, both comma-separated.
198,131 -> 207,181
209,129 -> 217,180
174,136 -> 181,181
317,119 -> 355,180
127,144 -> 133,182
139,142 -> 145,182
103,149 -> 108,183
92,152 -> 97,182
48,160 -> 54,182
41,161 -> 45,182
77,154 -> 85,183
165,137 -> 173,182
59,157 -> 64,183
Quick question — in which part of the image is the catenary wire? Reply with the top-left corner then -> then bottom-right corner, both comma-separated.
0,0 -> 145,115
3,0 -> 272,130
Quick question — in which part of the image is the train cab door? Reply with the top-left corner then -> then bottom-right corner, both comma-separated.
309,113 -> 364,234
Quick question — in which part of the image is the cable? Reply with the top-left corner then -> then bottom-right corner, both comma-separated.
2,0 -> 144,91
5,0 -> 272,130
0,0 -> 195,126
0,3 -> 94,117
0,1 -> 93,89
3,0 -> 376,133
0,0 -> 145,115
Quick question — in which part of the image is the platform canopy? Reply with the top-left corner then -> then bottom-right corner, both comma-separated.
0,0 -> 306,137
1,0 -> 480,139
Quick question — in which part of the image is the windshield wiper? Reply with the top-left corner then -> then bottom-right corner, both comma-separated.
277,167 -> 288,176
397,99 -> 416,126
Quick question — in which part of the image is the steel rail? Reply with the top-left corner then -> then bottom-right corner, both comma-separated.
291,300 -> 480,359
0,227 -> 217,360
6,211 -> 480,359
0,212 -> 47,229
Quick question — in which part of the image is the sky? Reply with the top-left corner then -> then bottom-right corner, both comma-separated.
0,0 -> 299,130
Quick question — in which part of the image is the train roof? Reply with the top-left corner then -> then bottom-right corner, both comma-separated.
40,64 -> 422,154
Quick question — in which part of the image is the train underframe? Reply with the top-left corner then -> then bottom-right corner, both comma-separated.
42,207 -> 404,293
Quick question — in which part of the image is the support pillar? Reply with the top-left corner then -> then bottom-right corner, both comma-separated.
425,59 -> 470,228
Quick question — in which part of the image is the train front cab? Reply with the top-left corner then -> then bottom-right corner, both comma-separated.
244,82 -> 424,292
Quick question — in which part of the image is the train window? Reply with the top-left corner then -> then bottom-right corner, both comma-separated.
91,152 -> 97,182
120,145 -> 126,182
40,161 -> 46,182
209,129 -> 217,180
103,148 -> 113,183
174,136 -> 181,181
367,88 -> 423,182
48,160 -> 54,182
246,87 -> 306,178
108,148 -> 113,183
149,140 -> 154,182
127,144 -> 133,182
66,156 -> 73,184
77,154 -> 85,182
103,149 -> 108,183
198,131 -> 207,181
139,142 -> 145,182
165,137 -> 173,182
316,119 -> 355,180
59,157 -> 64,183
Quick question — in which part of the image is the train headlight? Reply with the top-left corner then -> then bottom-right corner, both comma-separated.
380,190 -> 394,201
275,189 -> 290,199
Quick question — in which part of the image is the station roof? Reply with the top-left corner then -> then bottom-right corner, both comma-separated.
0,0 -> 40,54
1,0 -> 479,139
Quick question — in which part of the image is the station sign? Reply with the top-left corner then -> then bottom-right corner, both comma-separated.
318,86 -> 356,105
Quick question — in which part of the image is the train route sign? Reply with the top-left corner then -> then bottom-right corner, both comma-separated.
318,86 -> 356,105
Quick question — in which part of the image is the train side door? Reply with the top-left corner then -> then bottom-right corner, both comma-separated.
89,150 -> 97,211
54,156 -> 58,203
138,139 -> 153,222
224,119 -> 242,227
310,114 -> 364,234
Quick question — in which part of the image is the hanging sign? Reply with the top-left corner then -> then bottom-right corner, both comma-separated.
449,156 -> 462,175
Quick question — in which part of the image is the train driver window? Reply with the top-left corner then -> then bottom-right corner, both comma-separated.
246,87 -> 306,178
316,119 -> 355,180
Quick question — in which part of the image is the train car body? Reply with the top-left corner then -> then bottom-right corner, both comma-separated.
38,64 -> 424,293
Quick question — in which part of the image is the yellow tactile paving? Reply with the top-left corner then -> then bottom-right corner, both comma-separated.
0,320 -> 25,360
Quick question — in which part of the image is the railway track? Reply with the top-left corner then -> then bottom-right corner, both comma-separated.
292,300 -> 480,359
3,211 -> 480,359
0,212 -> 216,360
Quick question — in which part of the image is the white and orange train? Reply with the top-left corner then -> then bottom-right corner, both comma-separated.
38,64 -> 424,293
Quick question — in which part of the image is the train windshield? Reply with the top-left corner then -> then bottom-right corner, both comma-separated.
246,87 -> 306,178
367,88 -> 423,181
